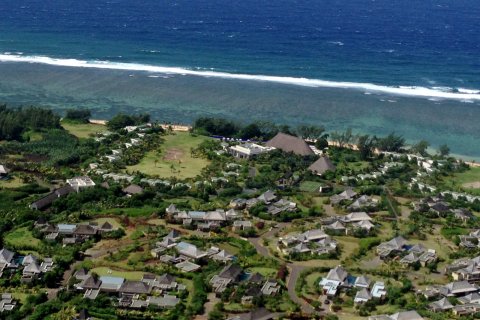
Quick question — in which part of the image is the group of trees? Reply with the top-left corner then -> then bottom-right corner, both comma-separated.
64,108 -> 91,123
193,117 -> 328,142
107,113 -> 151,131
0,105 -> 61,141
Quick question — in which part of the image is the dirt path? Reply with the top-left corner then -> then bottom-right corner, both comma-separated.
194,292 -> 219,320
236,222 -> 316,315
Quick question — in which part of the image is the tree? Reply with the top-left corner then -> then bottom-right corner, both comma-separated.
315,135 -> 329,150
239,123 -> 262,140
297,125 -> 326,140
357,134 -> 375,160
411,140 -> 430,156
64,108 -> 91,123
375,133 -> 405,152
107,114 -> 135,130
438,144 -> 450,157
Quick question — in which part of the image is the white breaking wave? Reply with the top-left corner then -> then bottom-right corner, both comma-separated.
1,53 -> 480,101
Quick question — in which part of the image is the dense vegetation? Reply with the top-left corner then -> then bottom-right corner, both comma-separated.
0,105 -> 60,141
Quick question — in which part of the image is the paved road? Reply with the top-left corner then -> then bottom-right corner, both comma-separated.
241,222 -> 316,315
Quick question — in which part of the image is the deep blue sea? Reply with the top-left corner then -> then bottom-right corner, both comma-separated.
0,0 -> 479,157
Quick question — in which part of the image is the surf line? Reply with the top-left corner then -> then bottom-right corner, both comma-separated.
0,53 -> 479,101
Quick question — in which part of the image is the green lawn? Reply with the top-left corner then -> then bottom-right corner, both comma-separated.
90,206 -> 159,217
0,177 -> 26,189
448,166 -> 480,189
299,181 -> 322,192
127,132 -> 210,179
61,121 -> 108,138
248,267 -> 277,277
90,267 -> 145,280
4,227 -> 41,249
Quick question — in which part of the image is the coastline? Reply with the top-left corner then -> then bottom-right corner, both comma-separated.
88,119 -> 480,165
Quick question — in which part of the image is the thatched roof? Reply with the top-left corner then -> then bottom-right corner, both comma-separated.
308,156 -> 335,175
266,133 -> 313,156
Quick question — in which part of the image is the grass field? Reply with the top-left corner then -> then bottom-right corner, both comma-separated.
127,132 -> 210,179
299,181 -> 322,192
248,267 -> 277,277
90,267 -> 145,280
0,177 -> 26,189
4,227 -> 41,248
448,167 -> 480,189
91,206 -> 158,217
61,121 -> 108,138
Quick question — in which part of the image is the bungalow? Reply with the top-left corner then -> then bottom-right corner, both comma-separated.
308,156 -> 336,176
0,294 -> 16,313
330,188 -> 357,205
258,190 -> 277,204
175,242 -> 208,261
210,264 -> 244,293
265,132 -> 314,156
319,265 -> 350,296
229,143 -> 274,159
429,297 -> 454,312
30,185 -> 75,210
377,236 -> 408,259
0,165 -> 9,178
368,311 -> 424,320
211,250 -> 235,263
347,196 -> 378,211
66,176 -> 96,192
122,184 -> 144,196
453,303 -> 480,316
175,260 -> 201,273
232,220 -> 253,232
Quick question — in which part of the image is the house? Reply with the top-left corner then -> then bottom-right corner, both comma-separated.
354,288 -> 372,304
429,297 -> 454,312
377,236 -> 408,259
354,275 -> 371,288
0,165 -> 9,178
175,260 -> 201,273
210,264 -> 244,293
308,156 -> 336,176
66,176 -> 96,192
347,196 -> 378,211
368,310 -> 424,320
330,188 -> 357,205
227,308 -> 279,320
230,199 -> 247,210
265,132 -> 314,156
147,295 -> 180,309
0,294 -> 16,313
258,190 -> 277,204
0,248 -> 17,276
122,184 -> 144,196
439,281 -> 479,297
453,303 -> 480,316
233,220 -> 253,232
319,266 -> 350,296
261,280 -> 280,296
119,280 -> 152,295
211,250 -> 235,263
30,186 -> 75,210
229,143 -> 275,159
175,242 -> 208,260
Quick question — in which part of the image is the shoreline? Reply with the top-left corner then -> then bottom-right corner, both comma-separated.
1,55 -> 480,101
88,119 -> 479,165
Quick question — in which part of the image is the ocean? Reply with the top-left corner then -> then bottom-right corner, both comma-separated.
0,0 -> 479,158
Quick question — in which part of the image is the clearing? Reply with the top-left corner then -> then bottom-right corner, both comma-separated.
299,181 -> 322,192
127,132 -> 210,179
4,227 -> 41,249
90,267 -> 145,280
61,121 -> 108,139
447,166 -> 480,189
